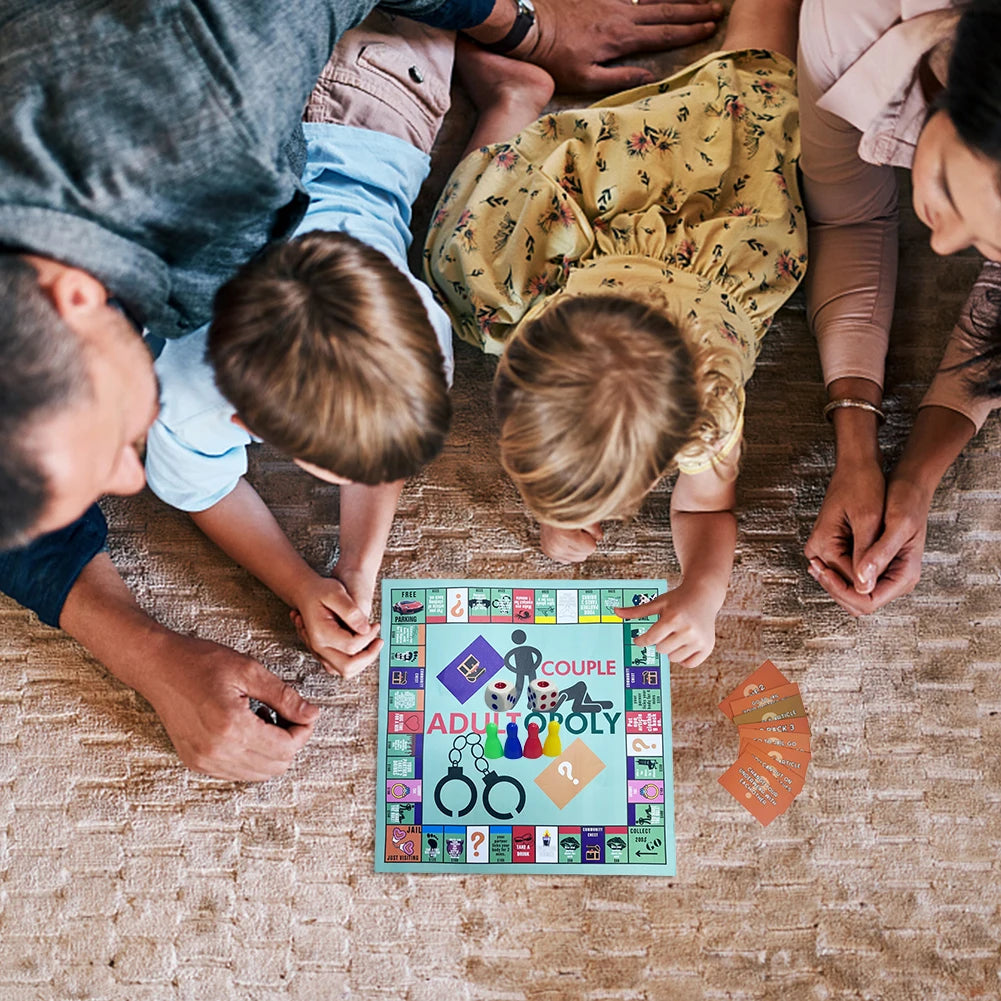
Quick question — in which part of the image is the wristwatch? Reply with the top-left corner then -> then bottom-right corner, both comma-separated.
483,0 -> 536,55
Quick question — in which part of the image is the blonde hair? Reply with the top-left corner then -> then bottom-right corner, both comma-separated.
672,316 -> 745,475
494,293 -> 742,527
209,231 -> 451,483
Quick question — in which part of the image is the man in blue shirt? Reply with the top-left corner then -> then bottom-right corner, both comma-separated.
0,0 -> 723,780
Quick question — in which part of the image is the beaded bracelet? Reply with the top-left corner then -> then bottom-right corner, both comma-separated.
822,398 -> 886,423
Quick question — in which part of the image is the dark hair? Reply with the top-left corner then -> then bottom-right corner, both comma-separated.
954,264 -> 1001,397
940,0 -> 1001,395
945,0 -> 1001,162
208,231 -> 451,483
0,255 -> 90,549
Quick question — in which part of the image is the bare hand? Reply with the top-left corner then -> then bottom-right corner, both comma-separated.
809,475 -> 931,615
290,568 -> 381,679
804,456 -> 886,609
616,581 -> 719,668
531,0 -> 723,92
143,633 -> 318,781
540,522 -> 603,562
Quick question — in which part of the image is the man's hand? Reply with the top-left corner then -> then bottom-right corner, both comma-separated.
141,632 -> 318,781
617,580 -> 720,668
804,454 -> 886,609
58,552 -> 318,781
539,522 -> 603,562
530,0 -> 723,92
290,568 -> 381,680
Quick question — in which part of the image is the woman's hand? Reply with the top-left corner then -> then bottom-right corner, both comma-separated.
804,453 -> 886,607
807,404 -> 975,615
809,473 -> 931,615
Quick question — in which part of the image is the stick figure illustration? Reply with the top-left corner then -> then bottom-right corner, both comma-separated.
502,629 -> 542,704
553,681 -> 613,714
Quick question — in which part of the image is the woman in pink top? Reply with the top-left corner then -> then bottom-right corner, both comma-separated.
799,0 -> 1001,613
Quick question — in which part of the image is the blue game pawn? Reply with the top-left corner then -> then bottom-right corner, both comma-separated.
503,721 -> 523,759
484,721 -> 504,759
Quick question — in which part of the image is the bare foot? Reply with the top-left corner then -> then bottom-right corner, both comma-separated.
456,37 -> 555,122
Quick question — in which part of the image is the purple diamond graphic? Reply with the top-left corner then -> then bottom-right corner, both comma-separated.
436,635 -> 504,703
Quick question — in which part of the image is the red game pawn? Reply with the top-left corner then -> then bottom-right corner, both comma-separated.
523,721 -> 543,758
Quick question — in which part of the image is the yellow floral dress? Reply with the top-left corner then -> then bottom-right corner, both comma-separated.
424,49 -> 806,472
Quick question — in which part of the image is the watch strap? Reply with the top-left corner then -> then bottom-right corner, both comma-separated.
482,3 -> 535,55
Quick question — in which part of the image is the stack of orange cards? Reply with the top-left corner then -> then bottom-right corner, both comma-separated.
717,660 -> 810,826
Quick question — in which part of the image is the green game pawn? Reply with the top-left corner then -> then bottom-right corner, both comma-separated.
542,720 -> 562,757
484,721 -> 505,759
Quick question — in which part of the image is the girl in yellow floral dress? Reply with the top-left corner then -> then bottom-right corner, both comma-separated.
426,0 -> 805,668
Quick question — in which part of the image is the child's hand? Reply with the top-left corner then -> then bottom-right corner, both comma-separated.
290,573 -> 382,680
616,582 -> 721,669
330,564 -> 377,620
540,523 -> 603,563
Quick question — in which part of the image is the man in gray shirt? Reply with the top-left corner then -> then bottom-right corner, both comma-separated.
0,0 -> 723,780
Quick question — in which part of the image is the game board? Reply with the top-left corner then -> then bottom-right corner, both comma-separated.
376,579 -> 675,875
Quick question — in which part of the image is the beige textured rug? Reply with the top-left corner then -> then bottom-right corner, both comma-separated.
2,29 -> 1000,1001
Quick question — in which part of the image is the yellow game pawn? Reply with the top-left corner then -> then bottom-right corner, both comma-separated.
542,720 -> 562,757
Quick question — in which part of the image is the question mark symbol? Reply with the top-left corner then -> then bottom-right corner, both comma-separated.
470,830 -> 485,857
450,592 -> 464,617
557,762 -> 579,785
632,738 -> 651,752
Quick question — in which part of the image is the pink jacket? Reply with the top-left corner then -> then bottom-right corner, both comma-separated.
799,0 -> 1001,428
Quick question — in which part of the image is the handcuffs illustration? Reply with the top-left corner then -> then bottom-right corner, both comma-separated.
433,733 -> 527,821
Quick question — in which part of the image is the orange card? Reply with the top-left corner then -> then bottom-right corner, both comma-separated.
738,716 -> 811,746
718,659 -> 791,719
732,695 -> 806,726
718,752 -> 796,825
740,729 -> 811,754
740,740 -> 812,770
728,682 -> 801,718
745,748 -> 805,796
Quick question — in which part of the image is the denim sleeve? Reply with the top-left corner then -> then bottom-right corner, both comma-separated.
0,504 -> 108,628
379,0 -> 496,30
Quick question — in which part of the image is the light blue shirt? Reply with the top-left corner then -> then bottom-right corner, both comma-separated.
145,122 -> 455,512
